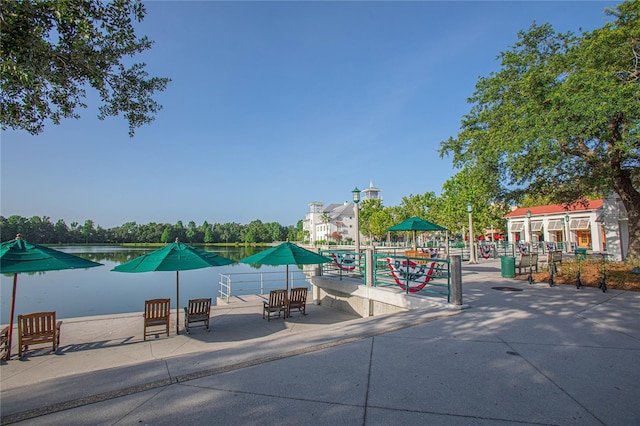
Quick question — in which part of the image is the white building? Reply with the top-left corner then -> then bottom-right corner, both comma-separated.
303,181 -> 382,245
504,195 -> 629,260
303,202 -> 358,244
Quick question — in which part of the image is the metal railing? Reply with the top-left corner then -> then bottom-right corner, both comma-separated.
446,240 -> 585,261
318,249 -> 451,303
218,270 -> 308,303
319,250 -> 365,282
373,253 -> 451,302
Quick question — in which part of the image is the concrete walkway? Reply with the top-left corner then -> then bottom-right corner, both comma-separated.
1,259 -> 639,425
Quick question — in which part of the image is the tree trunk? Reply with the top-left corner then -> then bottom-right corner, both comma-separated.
622,197 -> 640,263
613,175 -> 640,262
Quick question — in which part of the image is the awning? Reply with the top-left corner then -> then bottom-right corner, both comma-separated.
547,220 -> 563,231
510,222 -> 524,232
570,218 -> 591,230
530,221 -> 543,232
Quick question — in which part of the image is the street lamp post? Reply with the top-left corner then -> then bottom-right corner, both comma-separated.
490,223 -> 495,259
352,187 -> 361,253
561,216 -> 566,252
467,203 -> 477,264
526,209 -> 534,284
565,214 -> 570,252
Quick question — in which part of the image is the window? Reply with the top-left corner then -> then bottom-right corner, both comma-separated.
569,218 -> 590,230
511,222 -> 524,232
547,220 -> 563,231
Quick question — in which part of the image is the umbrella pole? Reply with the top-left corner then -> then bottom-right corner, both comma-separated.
286,265 -> 289,292
176,271 -> 180,335
413,231 -> 417,251
5,274 -> 18,360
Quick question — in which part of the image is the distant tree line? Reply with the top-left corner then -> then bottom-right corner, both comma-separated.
0,215 -> 304,245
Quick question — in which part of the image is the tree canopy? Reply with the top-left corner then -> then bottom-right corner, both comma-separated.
0,215 -> 298,245
428,168 -> 510,235
1,0 -> 170,136
439,1 -> 640,259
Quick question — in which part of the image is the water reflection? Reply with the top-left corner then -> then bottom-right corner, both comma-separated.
1,245 -> 302,324
57,245 -> 269,265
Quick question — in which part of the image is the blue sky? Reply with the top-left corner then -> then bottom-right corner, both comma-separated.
1,1 -> 620,229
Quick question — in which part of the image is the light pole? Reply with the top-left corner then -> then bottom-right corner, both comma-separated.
352,187 -> 361,253
467,203 -> 477,264
490,223 -> 495,259
565,213 -> 570,252
526,209 -> 534,284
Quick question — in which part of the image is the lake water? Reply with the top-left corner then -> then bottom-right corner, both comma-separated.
1,245 -> 308,324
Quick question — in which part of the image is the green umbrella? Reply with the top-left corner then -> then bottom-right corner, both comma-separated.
388,217 -> 447,250
0,234 -> 103,359
239,242 -> 331,291
111,239 -> 235,335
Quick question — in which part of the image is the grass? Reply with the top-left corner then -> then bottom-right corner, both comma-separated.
515,258 -> 640,291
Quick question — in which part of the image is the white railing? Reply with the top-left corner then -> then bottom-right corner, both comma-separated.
218,270 -> 309,303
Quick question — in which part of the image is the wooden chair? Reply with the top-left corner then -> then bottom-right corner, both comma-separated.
183,298 -> 212,334
263,289 -> 287,321
288,287 -> 308,317
17,312 -> 62,358
144,298 -> 171,340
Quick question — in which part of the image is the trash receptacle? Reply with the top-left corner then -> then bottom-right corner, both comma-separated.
501,256 -> 516,278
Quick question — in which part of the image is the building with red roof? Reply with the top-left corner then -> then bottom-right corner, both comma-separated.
503,196 -> 628,260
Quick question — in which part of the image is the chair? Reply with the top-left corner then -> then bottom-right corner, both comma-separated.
263,289 -> 287,321
183,298 -> 212,334
287,287 -> 308,317
144,298 -> 171,340
17,312 -> 62,358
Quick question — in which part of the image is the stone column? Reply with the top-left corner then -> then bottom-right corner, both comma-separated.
450,255 -> 463,305
365,248 -> 374,287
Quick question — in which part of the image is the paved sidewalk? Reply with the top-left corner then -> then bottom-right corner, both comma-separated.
2,259 -> 639,425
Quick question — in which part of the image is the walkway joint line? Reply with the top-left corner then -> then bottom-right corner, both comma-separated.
0,312 -> 457,425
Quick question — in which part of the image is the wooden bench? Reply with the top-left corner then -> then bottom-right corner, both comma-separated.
549,250 -> 563,264
287,288 -> 308,317
183,298 -> 212,334
17,311 -> 62,358
144,298 -> 171,340
517,253 -> 539,275
547,250 -> 563,275
1,326 -> 9,360
404,250 -> 431,265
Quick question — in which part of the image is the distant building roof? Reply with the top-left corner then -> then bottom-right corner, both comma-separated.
505,200 -> 603,218
322,203 -> 355,218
